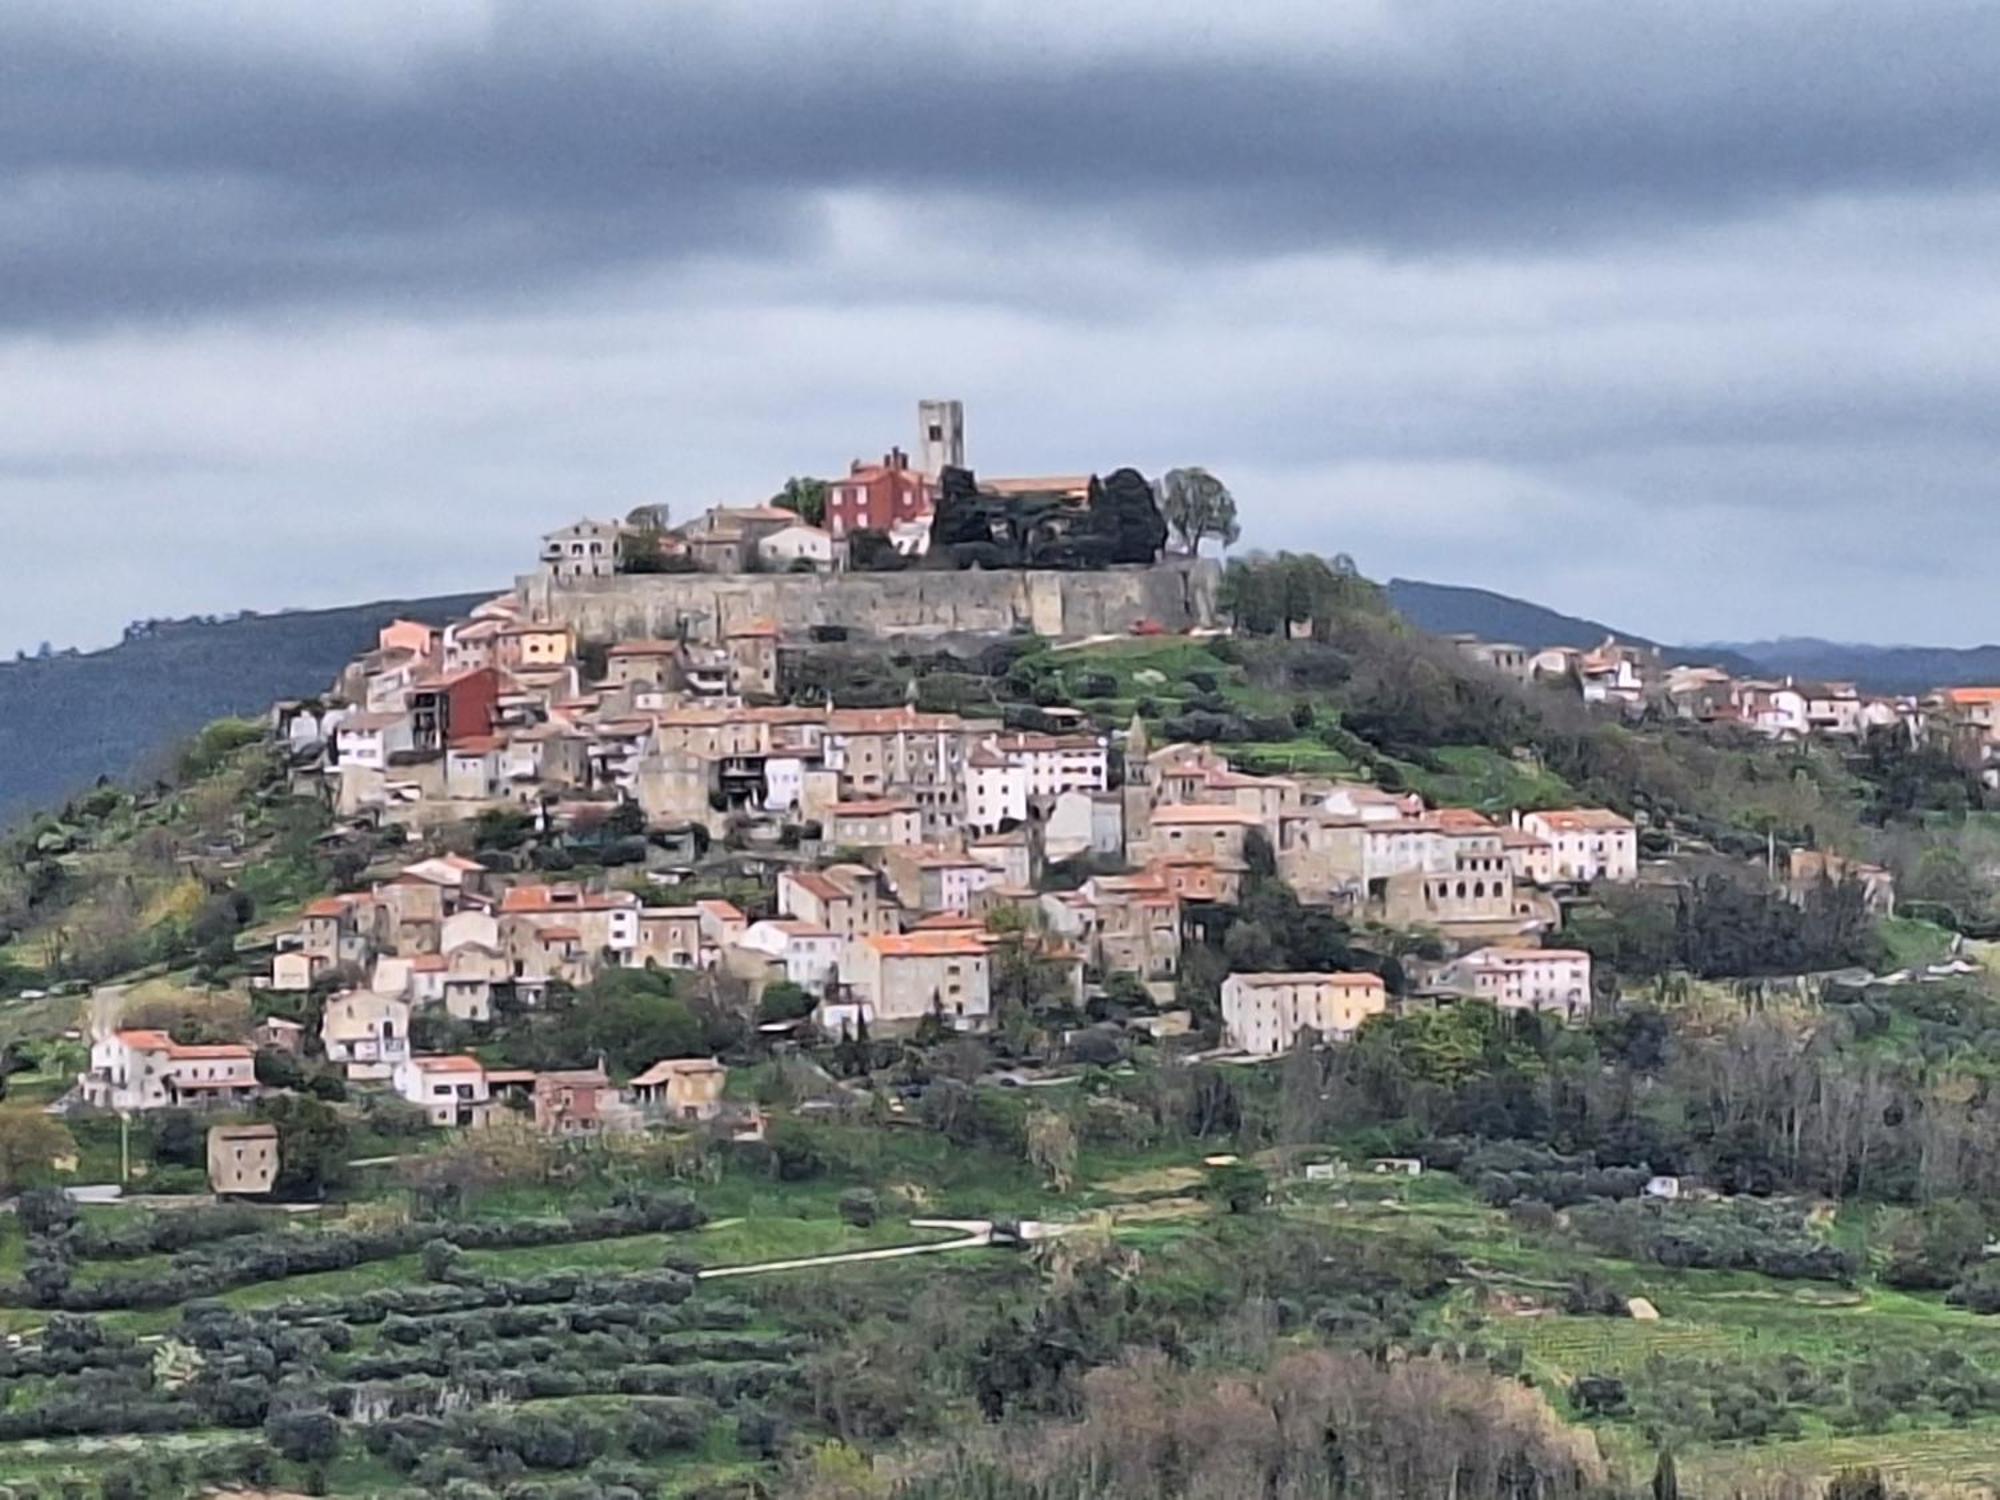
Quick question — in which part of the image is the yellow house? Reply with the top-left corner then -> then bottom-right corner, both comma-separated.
1219,971 -> 1388,1055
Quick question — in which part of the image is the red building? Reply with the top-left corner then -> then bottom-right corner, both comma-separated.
825,447 -> 937,539
410,667 -> 501,753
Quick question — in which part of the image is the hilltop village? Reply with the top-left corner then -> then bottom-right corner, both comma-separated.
18,403 -> 2000,1497
80,405 -> 1678,1138
78,399 -> 2000,1144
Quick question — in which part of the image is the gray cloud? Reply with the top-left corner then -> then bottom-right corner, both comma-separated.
1,2 -> 1997,653
6,2 -> 2000,326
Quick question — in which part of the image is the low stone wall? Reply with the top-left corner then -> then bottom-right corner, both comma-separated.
515,559 -> 1220,643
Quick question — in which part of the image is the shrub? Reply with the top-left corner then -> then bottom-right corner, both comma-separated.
837,1189 -> 880,1229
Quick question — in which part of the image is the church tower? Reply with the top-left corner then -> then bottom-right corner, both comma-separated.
916,399 -> 965,478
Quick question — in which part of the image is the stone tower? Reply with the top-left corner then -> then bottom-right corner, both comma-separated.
916,399 -> 965,478
1121,712 -> 1155,863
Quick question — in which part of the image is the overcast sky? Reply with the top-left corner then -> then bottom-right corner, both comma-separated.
4,1 -> 1998,654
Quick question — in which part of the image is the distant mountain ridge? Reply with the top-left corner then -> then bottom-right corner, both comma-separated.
1383,579 -> 1765,677
1701,638 -> 2000,695
0,592 -> 485,830
1386,578 -> 1999,695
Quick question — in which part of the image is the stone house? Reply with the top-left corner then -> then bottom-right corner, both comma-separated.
845,931 -> 992,1033
826,799 -> 923,849
629,1057 -> 728,1123
636,906 -> 707,970
207,1123 -> 279,1196
540,519 -> 625,581
320,991 -> 411,1080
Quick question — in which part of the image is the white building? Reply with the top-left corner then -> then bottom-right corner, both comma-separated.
79,1031 -> 259,1113
1219,972 -> 1388,1056
335,712 -> 414,770
1518,810 -> 1638,883
757,522 -> 837,571
393,1054 -> 491,1128
965,747 -> 1029,833
738,919 -> 843,993
1439,946 -> 1594,1021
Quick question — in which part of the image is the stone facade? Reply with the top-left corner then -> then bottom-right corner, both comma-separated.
515,559 -> 1220,644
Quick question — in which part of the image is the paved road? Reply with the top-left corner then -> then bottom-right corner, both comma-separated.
695,1218 -> 1067,1281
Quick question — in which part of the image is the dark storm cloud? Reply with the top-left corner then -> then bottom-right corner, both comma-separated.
6,2 -> 2000,327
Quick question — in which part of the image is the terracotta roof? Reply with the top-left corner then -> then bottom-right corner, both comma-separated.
727,616 -> 780,638
113,1030 -> 254,1061
302,896 -> 357,919
980,475 -> 1091,497
499,884 -> 637,914
410,1053 -> 484,1074
781,870 -> 846,902
1941,687 -> 2000,706
607,639 -> 679,657
1148,803 -> 1266,826
906,912 -> 984,931
1227,971 -> 1386,989
1529,809 -> 1634,832
864,932 -> 989,958
1460,947 -> 1592,966
697,899 -> 746,922
629,1057 -> 726,1087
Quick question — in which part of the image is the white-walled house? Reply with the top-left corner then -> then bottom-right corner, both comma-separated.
738,919 -> 842,993
1438,947 -> 1594,1021
1518,810 -> 1638,883
335,712 -> 414,770
757,522 -> 837,571
393,1054 -> 492,1127
79,1031 -> 259,1113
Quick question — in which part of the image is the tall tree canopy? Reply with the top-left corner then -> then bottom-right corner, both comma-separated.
1160,467 -> 1241,555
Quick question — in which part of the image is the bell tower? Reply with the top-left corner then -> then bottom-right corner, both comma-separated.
916,399 -> 964,478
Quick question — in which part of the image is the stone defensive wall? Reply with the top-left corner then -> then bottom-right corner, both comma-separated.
515,558 -> 1221,643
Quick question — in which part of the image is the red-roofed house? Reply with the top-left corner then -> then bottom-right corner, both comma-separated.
825,448 -> 937,540
393,1054 -> 493,1127
81,1031 -> 259,1112
844,931 -> 992,1033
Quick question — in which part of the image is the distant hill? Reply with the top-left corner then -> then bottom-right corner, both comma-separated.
0,593 -> 485,830
1386,578 -> 2000,694
1707,639 -> 2000,695
1384,578 -> 1764,676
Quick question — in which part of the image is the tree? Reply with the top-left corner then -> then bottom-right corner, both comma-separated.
567,968 -> 705,1074
264,1403 -> 340,1465
252,1094 -> 350,1199
1202,1160 -> 1268,1213
152,1108 -> 203,1168
758,980 -> 818,1024
0,1107 -> 75,1192
773,476 -> 830,529
1025,1109 -> 1078,1193
1159,467 -> 1240,556
848,528 -> 904,572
